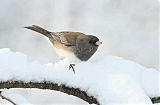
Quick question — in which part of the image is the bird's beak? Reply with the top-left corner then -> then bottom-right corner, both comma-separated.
95,41 -> 102,45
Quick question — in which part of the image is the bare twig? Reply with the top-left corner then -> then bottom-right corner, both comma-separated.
0,91 -> 16,105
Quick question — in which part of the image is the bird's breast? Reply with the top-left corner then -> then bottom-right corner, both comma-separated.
54,47 -> 72,58
54,48 -> 80,62
53,41 -> 79,62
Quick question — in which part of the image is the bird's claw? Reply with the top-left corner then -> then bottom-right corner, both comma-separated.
69,64 -> 75,74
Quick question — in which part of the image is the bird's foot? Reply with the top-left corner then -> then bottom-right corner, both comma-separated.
69,64 -> 75,74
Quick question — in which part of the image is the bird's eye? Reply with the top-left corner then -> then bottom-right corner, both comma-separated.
89,40 -> 92,44
89,39 -> 97,45
88,37 -> 99,45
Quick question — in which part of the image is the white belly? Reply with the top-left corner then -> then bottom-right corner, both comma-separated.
54,48 -> 80,62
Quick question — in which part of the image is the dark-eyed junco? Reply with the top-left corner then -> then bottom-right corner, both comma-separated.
25,25 -> 102,73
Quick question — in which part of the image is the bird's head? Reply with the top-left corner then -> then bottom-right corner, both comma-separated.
75,34 -> 102,61
88,35 -> 102,46
76,35 -> 102,49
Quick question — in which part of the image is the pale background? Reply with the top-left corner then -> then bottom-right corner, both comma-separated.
0,0 -> 158,69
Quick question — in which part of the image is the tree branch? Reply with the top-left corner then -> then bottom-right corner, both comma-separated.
0,81 -> 99,105
0,81 -> 159,104
151,97 -> 160,103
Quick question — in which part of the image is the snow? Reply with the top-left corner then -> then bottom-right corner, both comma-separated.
1,89 -> 33,105
0,48 -> 159,105
0,88 -> 89,105
0,97 -> 12,105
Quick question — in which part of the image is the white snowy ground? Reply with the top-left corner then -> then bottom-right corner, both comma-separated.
0,48 -> 159,105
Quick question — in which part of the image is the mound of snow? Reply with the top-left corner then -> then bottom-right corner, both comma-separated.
0,48 -> 159,105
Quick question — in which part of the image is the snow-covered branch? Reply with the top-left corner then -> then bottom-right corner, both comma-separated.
0,81 -> 99,104
0,81 -> 160,104
0,48 -> 159,105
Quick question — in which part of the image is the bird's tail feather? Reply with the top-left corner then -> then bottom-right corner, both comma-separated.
24,25 -> 52,38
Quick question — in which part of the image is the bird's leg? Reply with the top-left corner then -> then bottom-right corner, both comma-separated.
69,64 -> 75,74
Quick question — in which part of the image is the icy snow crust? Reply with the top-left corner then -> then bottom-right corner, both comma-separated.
0,48 -> 159,105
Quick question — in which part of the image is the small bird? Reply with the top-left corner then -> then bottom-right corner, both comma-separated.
25,25 -> 102,73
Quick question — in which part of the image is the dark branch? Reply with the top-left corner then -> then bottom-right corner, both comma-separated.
0,81 -> 99,105
151,97 -> 160,103
0,81 -> 159,104
0,91 -> 17,105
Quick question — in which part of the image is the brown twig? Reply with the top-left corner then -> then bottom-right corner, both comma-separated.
0,91 -> 16,105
